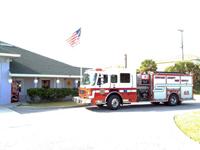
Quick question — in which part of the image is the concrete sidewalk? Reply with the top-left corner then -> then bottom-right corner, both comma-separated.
0,105 -> 20,115
0,105 -> 24,129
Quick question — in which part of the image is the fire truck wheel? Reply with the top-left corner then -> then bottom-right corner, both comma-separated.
168,94 -> 178,106
107,95 -> 121,110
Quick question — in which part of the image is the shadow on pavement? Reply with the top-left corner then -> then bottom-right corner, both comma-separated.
86,101 -> 200,113
7,101 -> 200,114
8,105 -> 87,114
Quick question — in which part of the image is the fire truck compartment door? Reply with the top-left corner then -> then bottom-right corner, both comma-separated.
181,86 -> 193,99
153,87 -> 166,100
180,76 -> 193,99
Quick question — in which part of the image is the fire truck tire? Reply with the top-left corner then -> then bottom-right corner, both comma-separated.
168,94 -> 179,106
107,95 -> 120,110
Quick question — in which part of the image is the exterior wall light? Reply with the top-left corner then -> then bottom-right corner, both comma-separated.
34,78 -> 38,88
34,78 -> 38,84
8,78 -> 13,84
56,79 -> 60,84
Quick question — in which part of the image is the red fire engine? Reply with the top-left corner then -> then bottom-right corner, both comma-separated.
73,68 -> 193,110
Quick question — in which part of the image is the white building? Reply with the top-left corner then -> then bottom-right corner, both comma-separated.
0,41 -> 84,104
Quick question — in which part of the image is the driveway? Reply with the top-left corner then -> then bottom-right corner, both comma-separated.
0,99 -> 200,150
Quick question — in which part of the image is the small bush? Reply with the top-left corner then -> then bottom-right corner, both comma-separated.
27,88 -> 78,103
71,88 -> 78,96
194,81 -> 200,94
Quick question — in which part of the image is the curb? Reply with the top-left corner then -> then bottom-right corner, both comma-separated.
16,104 -> 89,109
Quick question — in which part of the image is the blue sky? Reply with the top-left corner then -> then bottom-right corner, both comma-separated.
0,0 -> 200,69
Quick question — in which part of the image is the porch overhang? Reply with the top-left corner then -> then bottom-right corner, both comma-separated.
0,52 -> 21,58
9,73 -> 81,78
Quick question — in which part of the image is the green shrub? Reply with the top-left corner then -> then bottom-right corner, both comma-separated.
71,88 -> 78,96
27,88 -> 78,103
194,80 -> 200,94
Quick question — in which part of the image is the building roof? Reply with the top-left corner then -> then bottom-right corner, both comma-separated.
0,41 -> 85,77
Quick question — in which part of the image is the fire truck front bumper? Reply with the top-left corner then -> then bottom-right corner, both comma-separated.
73,96 -> 91,104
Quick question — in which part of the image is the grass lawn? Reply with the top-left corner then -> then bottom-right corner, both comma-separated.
18,101 -> 84,108
174,111 -> 200,143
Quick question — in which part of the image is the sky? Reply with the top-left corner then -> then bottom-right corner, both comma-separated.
0,0 -> 200,70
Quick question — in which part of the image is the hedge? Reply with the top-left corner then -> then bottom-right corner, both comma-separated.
27,88 -> 78,103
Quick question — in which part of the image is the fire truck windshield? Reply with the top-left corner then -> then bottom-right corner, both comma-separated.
82,73 -> 97,86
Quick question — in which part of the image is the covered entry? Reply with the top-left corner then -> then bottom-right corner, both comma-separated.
11,80 -> 22,103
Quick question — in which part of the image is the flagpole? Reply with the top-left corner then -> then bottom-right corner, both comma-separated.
79,28 -> 82,84
66,28 -> 82,85
80,66 -> 82,84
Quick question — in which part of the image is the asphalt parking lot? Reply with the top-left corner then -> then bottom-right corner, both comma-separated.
0,98 -> 200,150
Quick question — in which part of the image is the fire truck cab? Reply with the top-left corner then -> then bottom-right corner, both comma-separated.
73,68 -> 193,110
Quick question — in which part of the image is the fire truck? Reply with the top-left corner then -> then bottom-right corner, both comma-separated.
73,68 -> 193,110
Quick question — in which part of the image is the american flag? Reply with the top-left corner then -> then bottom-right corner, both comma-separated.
67,28 -> 81,47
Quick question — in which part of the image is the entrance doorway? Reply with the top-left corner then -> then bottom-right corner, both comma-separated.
11,80 -> 22,103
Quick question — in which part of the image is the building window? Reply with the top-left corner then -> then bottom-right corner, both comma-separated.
66,79 -> 72,88
120,73 -> 130,83
42,80 -> 50,88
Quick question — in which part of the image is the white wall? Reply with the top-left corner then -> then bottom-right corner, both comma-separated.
0,57 -> 11,104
